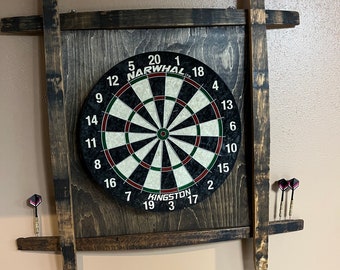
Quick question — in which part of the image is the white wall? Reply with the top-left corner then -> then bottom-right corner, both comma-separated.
0,0 -> 339,269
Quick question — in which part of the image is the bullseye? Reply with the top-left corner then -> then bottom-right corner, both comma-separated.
157,128 -> 169,140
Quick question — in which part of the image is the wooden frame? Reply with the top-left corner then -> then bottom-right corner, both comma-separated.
17,220 -> 303,252
247,2 -> 270,269
1,9 -> 299,33
1,1 -> 304,270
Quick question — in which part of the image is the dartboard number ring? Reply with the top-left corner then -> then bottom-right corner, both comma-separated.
79,51 -> 241,212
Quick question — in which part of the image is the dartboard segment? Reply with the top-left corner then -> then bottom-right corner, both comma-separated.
163,75 -> 184,127
78,51 -> 241,212
130,77 -> 162,128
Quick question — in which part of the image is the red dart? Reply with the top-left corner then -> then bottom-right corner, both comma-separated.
288,178 -> 299,218
277,179 -> 289,219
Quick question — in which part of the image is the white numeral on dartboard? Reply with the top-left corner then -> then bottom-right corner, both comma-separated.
217,163 -> 229,173
230,121 -> 237,131
104,178 -> 116,188
175,56 -> 180,65
226,143 -> 238,153
168,201 -> 175,211
221,99 -> 233,110
85,138 -> 96,148
94,159 -> 101,169
85,115 -> 98,126
125,191 -> 131,201
148,54 -> 161,65
207,180 -> 214,190
128,61 -> 135,71
212,80 -> 219,90
95,93 -> 103,103
188,194 -> 198,204
192,66 -> 204,77
107,75 -> 119,86
143,200 -> 155,210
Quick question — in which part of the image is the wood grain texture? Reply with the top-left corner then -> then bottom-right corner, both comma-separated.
266,10 -> 299,29
17,219 -> 304,252
60,26 -> 249,238
246,1 -> 270,270
61,8 -> 245,30
0,9 -> 299,34
41,0 -> 77,269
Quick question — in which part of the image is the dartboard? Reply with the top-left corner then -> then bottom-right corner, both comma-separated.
79,51 -> 241,211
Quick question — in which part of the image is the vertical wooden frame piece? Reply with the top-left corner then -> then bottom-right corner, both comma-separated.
247,0 -> 270,270
42,0 -> 77,269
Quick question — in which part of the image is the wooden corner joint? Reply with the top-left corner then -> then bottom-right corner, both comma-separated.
250,9 -> 267,25
258,258 -> 268,270
254,235 -> 269,270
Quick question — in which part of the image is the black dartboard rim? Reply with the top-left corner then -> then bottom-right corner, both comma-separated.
78,51 -> 241,212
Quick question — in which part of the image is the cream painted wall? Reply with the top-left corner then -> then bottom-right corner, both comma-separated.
0,0 -> 339,269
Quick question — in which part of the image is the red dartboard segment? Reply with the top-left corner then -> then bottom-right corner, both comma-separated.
104,150 -> 115,167
194,169 -> 210,183
153,95 -> 165,101
126,179 -> 143,190
184,76 -> 200,89
101,113 -> 109,131
211,101 -> 222,119
140,160 -> 151,169
182,155 -> 192,165
216,136 -> 223,153
175,98 -> 186,107
192,114 -> 199,125
148,72 -> 166,78
115,82 -> 131,97
194,135 -> 201,147
124,121 -> 132,134
133,102 -> 144,112
162,166 -> 173,172
162,187 -> 179,193
126,143 -> 134,154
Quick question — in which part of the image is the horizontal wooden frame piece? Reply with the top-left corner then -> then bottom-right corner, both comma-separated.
1,9 -> 299,34
17,219 -> 303,252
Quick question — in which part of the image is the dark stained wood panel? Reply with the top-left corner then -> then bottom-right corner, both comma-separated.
0,9 -> 299,34
60,26 -> 250,238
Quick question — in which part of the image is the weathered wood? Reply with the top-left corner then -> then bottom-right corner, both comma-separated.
266,10 -> 299,29
17,236 -> 61,251
61,8 -> 245,29
0,9 -> 299,34
41,0 -> 76,269
17,219 -> 304,252
246,1 -> 270,270
0,15 -> 43,34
